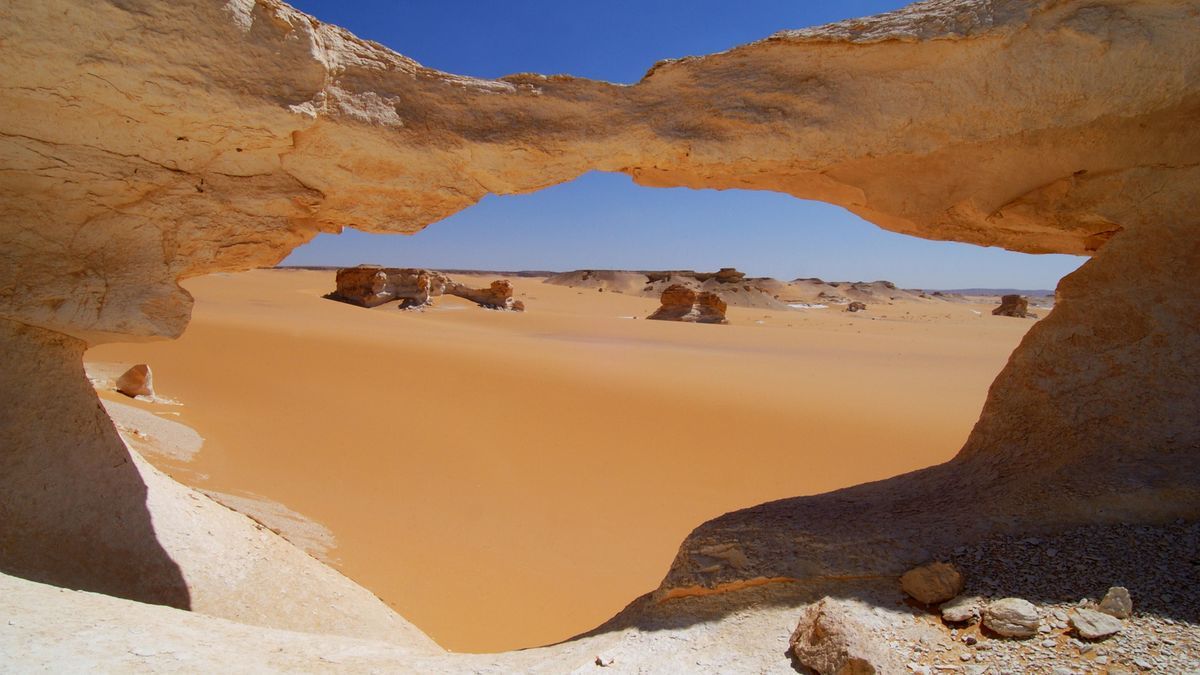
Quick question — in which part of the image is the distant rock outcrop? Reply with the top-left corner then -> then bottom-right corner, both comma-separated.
647,285 -> 728,324
329,266 -> 521,311
992,294 -> 1030,318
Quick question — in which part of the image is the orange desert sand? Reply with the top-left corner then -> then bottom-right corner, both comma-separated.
85,268 -> 1039,653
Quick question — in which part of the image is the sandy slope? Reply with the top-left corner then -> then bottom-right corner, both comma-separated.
85,268 -> 1035,652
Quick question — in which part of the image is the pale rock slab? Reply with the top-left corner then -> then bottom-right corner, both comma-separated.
1070,607 -> 1123,640
983,598 -> 1040,638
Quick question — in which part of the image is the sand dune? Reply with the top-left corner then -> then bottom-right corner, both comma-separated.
85,268 -> 1037,652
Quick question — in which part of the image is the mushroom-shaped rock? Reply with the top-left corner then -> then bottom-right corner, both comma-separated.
992,294 -> 1029,317
789,598 -> 891,675
647,285 -> 699,322
983,598 -> 1040,638
1070,608 -> 1124,640
1098,587 -> 1133,619
900,562 -> 964,605
115,364 -> 154,398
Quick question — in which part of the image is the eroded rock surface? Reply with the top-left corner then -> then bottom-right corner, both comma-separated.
0,0 -> 1198,667
647,285 -> 728,323
330,266 -> 522,311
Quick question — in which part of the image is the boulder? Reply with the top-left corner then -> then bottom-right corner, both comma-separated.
983,598 -> 1040,638
900,562 -> 964,605
1098,586 -> 1133,619
788,598 -> 891,675
115,364 -> 154,398
847,301 -> 867,312
1070,608 -> 1124,640
992,294 -> 1029,318
940,595 -> 983,624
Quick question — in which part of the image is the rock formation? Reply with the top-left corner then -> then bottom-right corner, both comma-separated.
446,280 -> 523,311
330,266 -> 452,308
115,364 -> 154,398
992,294 -> 1029,317
0,0 -> 1198,669
646,285 -> 728,324
330,266 -> 521,310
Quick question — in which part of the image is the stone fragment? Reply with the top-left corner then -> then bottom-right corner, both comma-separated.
901,562 -> 965,605
1098,587 -> 1133,619
115,364 -> 154,398
1070,608 -> 1123,640
942,596 -> 983,624
982,598 -> 1040,638
788,598 -> 890,674
992,294 -> 1029,317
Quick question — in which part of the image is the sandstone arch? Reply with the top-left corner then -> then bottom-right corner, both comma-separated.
1,0 -> 1197,664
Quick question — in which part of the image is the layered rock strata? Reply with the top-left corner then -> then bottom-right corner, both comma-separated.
0,0 -> 1198,666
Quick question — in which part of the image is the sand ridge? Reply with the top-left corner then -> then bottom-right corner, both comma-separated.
85,268 -> 1037,652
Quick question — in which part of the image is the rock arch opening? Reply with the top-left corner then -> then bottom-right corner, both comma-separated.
85,172 -> 1085,651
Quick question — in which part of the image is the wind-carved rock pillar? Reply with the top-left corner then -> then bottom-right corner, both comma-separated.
0,319 -> 190,608
959,197 -> 1200,515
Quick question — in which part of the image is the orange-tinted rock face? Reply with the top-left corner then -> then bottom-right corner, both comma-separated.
332,266 -> 393,307
647,285 -> 727,324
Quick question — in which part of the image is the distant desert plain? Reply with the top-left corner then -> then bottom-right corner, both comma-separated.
84,267 -> 1045,652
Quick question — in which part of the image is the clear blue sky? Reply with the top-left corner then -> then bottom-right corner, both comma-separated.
282,1 -> 1085,290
